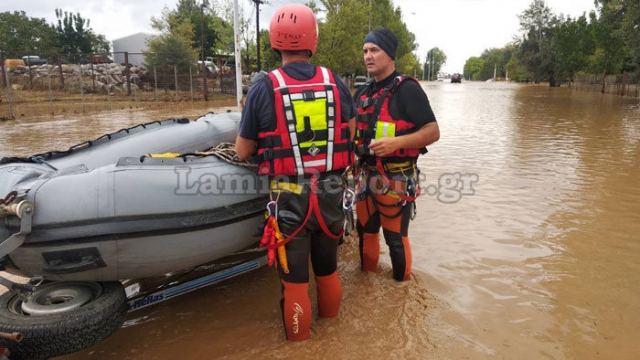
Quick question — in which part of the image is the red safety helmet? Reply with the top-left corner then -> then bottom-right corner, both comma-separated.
269,4 -> 318,55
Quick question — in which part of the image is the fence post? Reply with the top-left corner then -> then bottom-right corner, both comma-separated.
154,67 -> 158,101
203,61 -> 208,101
174,65 -> 178,101
3,67 -> 14,119
124,52 -> 131,96
189,65 -> 194,101
58,58 -> 65,90
90,55 -> 96,92
27,61 -> 33,89
0,51 -> 5,89
47,64 -> 53,113
80,62 -> 85,113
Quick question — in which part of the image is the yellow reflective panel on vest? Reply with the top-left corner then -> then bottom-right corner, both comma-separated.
291,98 -> 329,149
375,121 -> 396,139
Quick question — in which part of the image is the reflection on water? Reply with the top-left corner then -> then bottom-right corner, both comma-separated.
2,83 -> 639,359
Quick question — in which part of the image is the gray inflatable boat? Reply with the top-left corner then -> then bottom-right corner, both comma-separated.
0,112 -> 271,359
0,112 -> 267,282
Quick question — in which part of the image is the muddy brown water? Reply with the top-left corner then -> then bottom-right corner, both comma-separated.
1,83 -> 639,359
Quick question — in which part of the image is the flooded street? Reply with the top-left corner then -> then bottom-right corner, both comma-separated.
1,83 -> 639,359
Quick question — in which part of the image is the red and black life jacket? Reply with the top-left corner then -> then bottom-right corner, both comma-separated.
256,66 -> 353,176
355,75 -> 424,161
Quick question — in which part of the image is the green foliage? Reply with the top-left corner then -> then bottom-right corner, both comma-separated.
54,9 -> 110,59
424,48 -> 447,80
0,10 -> 109,61
0,11 -> 58,58
312,0 -> 420,76
463,0 -> 640,85
152,0 -> 219,57
259,30 -> 280,71
553,15 -> 595,81
463,57 -> 484,80
145,31 -> 197,70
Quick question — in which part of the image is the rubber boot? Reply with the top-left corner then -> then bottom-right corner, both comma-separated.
280,280 -> 312,341
360,232 -> 380,272
315,272 -> 342,318
386,234 -> 412,282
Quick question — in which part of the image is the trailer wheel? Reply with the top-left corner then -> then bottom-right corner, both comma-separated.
0,281 -> 127,360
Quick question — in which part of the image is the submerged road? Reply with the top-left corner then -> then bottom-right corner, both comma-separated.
1,82 -> 639,359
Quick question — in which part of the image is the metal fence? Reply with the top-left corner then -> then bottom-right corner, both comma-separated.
572,73 -> 640,98
0,51 -> 238,120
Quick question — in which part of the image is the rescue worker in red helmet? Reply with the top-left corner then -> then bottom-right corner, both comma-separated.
235,3 -> 356,341
354,28 -> 439,281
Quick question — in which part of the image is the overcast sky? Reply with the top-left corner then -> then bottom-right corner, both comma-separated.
2,0 -> 596,73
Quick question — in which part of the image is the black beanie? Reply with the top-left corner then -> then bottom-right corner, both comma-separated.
363,28 -> 398,60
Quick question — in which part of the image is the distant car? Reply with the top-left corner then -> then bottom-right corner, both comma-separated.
354,75 -> 369,89
451,73 -> 462,83
22,55 -> 47,66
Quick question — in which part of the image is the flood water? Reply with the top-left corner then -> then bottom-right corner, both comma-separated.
1,83 -> 639,359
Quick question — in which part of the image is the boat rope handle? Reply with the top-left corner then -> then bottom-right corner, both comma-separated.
0,191 -> 17,206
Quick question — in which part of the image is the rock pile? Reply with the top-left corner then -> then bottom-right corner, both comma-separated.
6,63 -> 149,93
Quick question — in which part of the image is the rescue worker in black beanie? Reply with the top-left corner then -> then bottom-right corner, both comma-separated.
354,28 -> 440,281
236,4 -> 355,341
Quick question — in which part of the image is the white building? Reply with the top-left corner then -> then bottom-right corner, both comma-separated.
112,33 -> 156,66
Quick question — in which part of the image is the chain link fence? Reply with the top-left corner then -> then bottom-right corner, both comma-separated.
572,73 -> 640,98
0,51 -> 238,120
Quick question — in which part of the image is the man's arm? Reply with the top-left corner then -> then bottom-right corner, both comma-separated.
368,122 -> 439,157
235,136 -> 257,161
235,77 -> 271,162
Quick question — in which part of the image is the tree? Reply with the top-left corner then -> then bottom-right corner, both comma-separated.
0,11 -> 58,58
463,56 -> 485,80
151,0 -> 218,58
54,9 -> 110,59
591,1 -> 629,84
259,30 -> 280,71
313,0 -> 418,76
553,14 -> 595,82
145,22 -> 197,87
425,47 -> 446,80
517,0 -> 559,85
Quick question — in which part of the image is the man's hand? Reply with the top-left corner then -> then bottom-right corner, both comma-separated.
369,137 -> 401,157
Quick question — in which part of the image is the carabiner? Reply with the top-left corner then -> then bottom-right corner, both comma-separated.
266,201 -> 278,218
342,188 -> 356,211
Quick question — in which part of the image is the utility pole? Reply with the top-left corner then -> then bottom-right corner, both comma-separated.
253,0 -> 264,72
233,0 -> 243,107
201,0 -> 209,101
427,50 -> 431,81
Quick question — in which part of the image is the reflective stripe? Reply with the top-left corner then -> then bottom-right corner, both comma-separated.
328,107 -> 334,118
272,69 -> 286,88
375,121 -> 396,139
289,92 -> 327,101
326,128 -> 334,171
283,94 -> 291,107
327,90 -> 334,103
273,83 -> 331,91
305,159 -> 325,167
320,67 -> 330,84
286,110 -> 294,120
290,131 -> 304,174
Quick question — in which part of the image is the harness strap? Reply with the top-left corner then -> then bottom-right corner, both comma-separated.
265,177 -> 343,252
